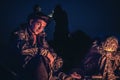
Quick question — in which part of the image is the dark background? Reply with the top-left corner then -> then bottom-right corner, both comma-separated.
0,0 -> 120,79
0,0 -> 120,44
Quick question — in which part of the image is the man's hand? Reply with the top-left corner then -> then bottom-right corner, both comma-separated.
47,52 -> 55,67
40,48 -> 55,67
70,72 -> 81,79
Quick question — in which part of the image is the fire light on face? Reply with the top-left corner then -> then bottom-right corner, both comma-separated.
102,36 -> 118,52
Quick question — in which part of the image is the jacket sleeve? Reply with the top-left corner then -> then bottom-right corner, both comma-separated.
13,30 -> 38,56
40,34 -> 63,70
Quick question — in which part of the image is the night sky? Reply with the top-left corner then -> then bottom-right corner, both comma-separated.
0,0 -> 120,44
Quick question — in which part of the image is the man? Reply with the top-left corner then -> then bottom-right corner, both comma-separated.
71,36 -> 120,80
10,10 -> 63,80
97,36 -> 120,80
85,36 -> 120,80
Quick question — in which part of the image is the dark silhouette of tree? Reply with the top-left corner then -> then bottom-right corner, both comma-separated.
53,4 -> 69,45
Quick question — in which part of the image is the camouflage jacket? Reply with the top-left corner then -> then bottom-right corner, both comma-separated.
93,43 -> 120,80
98,51 -> 120,80
11,26 -> 63,72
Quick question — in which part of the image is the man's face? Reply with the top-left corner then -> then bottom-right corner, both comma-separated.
102,37 -> 118,52
31,19 -> 47,35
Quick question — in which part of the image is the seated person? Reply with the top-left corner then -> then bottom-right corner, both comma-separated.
10,10 -> 63,80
